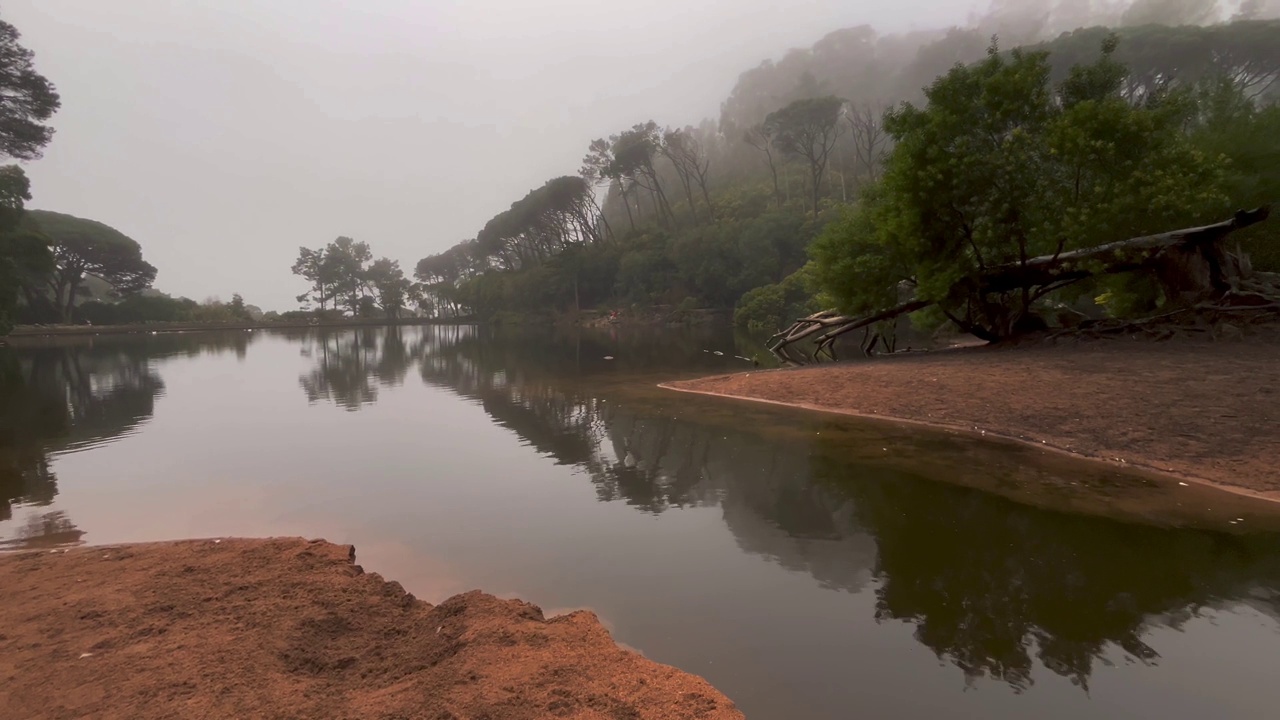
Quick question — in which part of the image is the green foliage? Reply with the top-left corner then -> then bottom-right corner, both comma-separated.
407,19 -> 1279,335
0,19 -> 60,162
1186,78 -> 1280,271
366,257 -> 413,319
1031,20 -> 1280,103
0,166 -> 50,334
765,96 -> 845,217
72,292 -> 270,326
809,186 -> 915,316
734,265 -> 821,332
443,206 -> 817,321
293,237 -> 400,317
22,210 -> 157,323
75,294 -> 197,325
812,39 -> 1230,340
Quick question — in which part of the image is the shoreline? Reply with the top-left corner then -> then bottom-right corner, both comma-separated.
0,537 -> 742,720
660,381 -> 1280,506
3,317 -> 476,339
663,336 -> 1280,503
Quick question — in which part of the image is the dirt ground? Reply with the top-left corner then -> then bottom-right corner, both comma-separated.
0,538 -> 741,720
666,335 -> 1280,499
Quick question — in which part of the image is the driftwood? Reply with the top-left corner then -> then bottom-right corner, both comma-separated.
768,299 -> 932,365
769,206 -> 1273,364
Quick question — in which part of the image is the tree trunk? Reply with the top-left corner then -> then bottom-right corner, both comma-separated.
620,184 -> 636,233
769,207 -> 1273,363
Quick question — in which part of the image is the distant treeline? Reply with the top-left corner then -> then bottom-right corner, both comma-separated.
410,11 -> 1280,334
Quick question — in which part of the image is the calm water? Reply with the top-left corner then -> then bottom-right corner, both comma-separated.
4,325 -> 1280,719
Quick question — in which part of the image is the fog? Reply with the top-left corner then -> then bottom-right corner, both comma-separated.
3,0 -> 1267,310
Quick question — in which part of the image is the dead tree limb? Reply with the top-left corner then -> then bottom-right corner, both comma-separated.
768,299 -> 933,364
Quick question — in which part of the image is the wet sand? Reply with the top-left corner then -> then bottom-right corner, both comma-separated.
664,336 -> 1280,500
0,538 -> 741,720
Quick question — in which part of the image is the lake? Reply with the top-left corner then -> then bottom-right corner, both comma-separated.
3,324 -> 1280,719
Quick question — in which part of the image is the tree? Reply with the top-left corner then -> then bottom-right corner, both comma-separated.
661,127 -> 715,222
845,101 -> 890,186
0,19 -> 58,334
25,210 -> 157,323
228,293 -> 251,322
743,123 -> 783,209
0,166 -> 50,333
612,122 -> 676,228
292,246 -> 338,311
582,138 -> 636,233
366,257 -> 412,319
808,38 -> 1231,343
765,96 -> 844,218
323,236 -> 372,316
0,20 -> 61,162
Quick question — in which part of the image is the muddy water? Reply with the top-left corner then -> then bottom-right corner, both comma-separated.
3,325 -> 1280,719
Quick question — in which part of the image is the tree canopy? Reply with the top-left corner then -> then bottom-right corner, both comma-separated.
810,37 -> 1238,340
0,19 -> 60,162
0,15 -> 57,334
23,210 -> 157,323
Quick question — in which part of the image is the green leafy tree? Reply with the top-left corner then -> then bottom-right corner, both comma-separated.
292,246 -> 338,311
1187,77 -> 1280,271
0,19 -> 60,162
612,122 -> 676,228
734,266 -> 820,332
366,257 -> 412,319
812,38 -> 1228,340
228,293 -> 251,322
0,167 -> 51,333
765,96 -> 845,218
323,236 -> 372,316
24,210 -> 157,323
0,18 -> 59,334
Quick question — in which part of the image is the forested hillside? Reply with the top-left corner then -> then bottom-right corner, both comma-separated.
413,2 -> 1280,336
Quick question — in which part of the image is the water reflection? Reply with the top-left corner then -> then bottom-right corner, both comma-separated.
296,328 -> 417,410
407,325 -> 1280,693
834,460 -> 1280,691
0,332 -> 259,532
5,325 -> 1280,705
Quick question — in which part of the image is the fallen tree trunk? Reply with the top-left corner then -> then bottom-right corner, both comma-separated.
769,206 -> 1273,364
982,207 -> 1270,296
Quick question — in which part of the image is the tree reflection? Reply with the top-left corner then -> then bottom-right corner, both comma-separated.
814,449 -> 1280,691
1,332 -> 252,540
0,510 -> 84,549
416,326 -> 875,582
297,328 -> 416,410
0,353 -> 63,522
412,326 -> 1280,694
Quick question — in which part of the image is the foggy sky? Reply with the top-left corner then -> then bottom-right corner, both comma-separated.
5,0 -> 988,310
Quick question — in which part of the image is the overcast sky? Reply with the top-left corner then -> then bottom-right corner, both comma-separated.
7,0 -> 980,310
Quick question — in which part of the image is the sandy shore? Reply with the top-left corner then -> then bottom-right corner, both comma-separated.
665,336 -> 1280,500
0,538 -> 741,720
